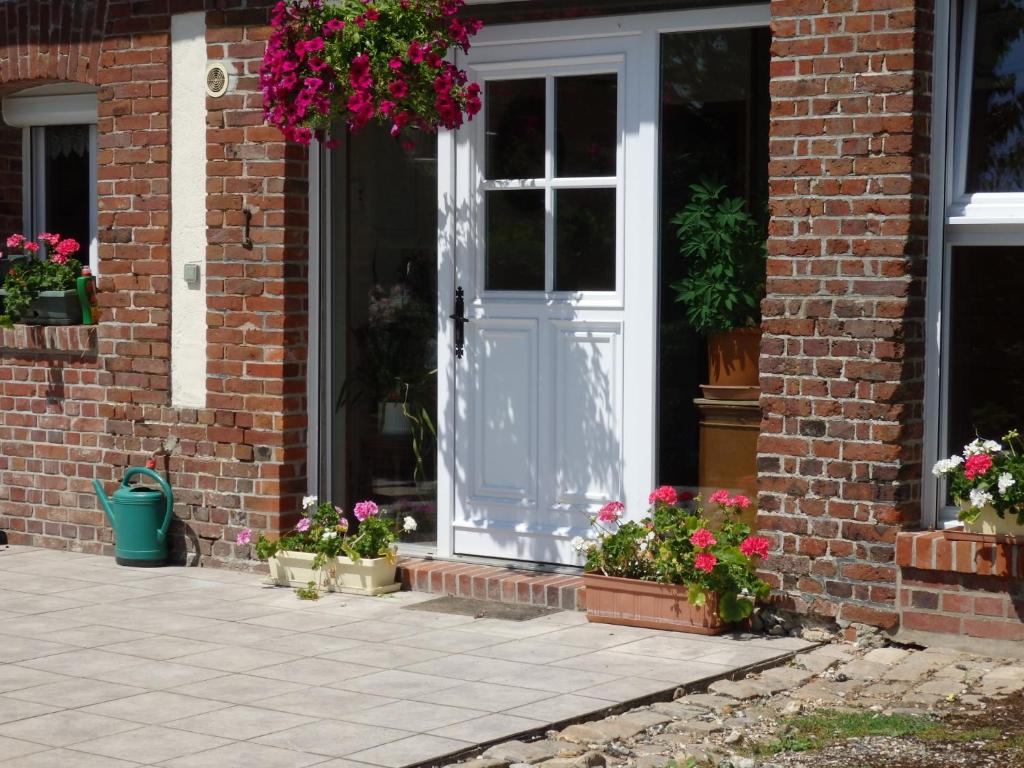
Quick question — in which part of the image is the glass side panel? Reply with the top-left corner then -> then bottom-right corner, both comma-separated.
966,0 -> 1024,192
331,126 -> 439,546
657,28 -> 770,491
556,74 -> 617,177
485,189 -> 546,290
486,78 -> 546,180
948,247 -> 1024,457
44,125 -> 91,250
554,188 -> 616,291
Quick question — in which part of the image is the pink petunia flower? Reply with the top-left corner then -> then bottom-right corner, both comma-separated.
689,528 -> 717,549
296,517 -> 311,532
648,485 -> 678,506
597,501 -> 624,523
694,552 -> 717,573
236,529 -> 252,545
739,535 -> 771,560
353,500 -> 379,521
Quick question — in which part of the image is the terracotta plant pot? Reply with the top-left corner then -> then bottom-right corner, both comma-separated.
706,327 -> 761,390
583,573 -> 729,635
268,550 -> 401,596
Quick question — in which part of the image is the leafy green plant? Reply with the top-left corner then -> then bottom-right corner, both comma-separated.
670,180 -> 766,334
1,233 -> 83,328
576,488 -> 771,622
295,581 -> 320,600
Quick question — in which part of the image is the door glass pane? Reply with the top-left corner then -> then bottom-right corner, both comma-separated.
331,126 -> 438,546
44,125 -> 91,250
966,0 -> 1024,192
657,28 -> 770,493
486,79 -> 545,180
554,188 -> 615,291
948,247 -> 1024,457
485,189 -> 545,290
556,74 -> 617,177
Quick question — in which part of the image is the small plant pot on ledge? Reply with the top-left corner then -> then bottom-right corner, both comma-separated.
0,289 -> 83,326
583,573 -> 730,635
268,550 -> 401,596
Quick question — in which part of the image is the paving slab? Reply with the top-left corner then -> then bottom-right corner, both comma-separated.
0,545 -> 811,768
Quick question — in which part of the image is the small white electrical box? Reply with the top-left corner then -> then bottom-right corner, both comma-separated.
184,262 -> 201,284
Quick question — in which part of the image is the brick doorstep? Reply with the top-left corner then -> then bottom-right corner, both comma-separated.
397,558 -> 585,611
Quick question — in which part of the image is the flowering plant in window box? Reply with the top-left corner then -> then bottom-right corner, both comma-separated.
0,233 -> 86,328
239,495 -> 416,595
932,431 -> 1024,537
574,487 -> 771,634
261,0 -> 483,148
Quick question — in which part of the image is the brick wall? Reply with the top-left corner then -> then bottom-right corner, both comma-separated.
897,531 -> 1024,641
758,0 -> 934,628
0,0 -> 309,565
0,124 -> 21,236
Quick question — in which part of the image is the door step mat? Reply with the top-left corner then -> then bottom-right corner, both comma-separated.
401,596 -> 561,621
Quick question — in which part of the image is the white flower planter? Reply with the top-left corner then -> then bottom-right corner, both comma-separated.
961,504 -> 1024,538
268,550 -> 401,596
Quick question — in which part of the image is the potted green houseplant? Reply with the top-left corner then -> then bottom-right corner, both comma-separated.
261,0 -> 483,147
933,430 -> 1024,538
0,232 -> 85,328
240,495 -> 416,596
670,180 -> 766,398
575,487 -> 771,634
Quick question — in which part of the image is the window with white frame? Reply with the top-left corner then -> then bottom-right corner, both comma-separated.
927,0 -> 1024,524
1,84 -> 98,274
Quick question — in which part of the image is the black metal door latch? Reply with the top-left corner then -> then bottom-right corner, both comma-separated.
450,285 -> 469,359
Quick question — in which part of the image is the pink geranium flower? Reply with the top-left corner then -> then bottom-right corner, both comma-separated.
236,529 -> 252,545
353,500 -> 379,521
694,552 -> 717,573
729,494 -> 751,509
23,242 -> 39,254
597,501 -> 624,523
740,535 -> 770,560
648,485 -> 678,506
964,453 -> 993,480
708,489 -> 731,506
689,528 -> 716,549
38,232 -> 60,247
55,238 -> 80,257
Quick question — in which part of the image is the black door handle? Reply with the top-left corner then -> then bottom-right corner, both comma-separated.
449,286 -> 469,359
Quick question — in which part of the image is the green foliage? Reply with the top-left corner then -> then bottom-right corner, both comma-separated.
0,256 -> 81,328
750,709 -> 935,756
295,581 -> 320,600
670,180 -> 766,334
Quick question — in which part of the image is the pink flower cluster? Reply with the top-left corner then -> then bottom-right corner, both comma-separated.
689,528 -> 716,549
597,501 -> 624,523
3,232 -> 80,264
694,552 -> 717,573
964,453 -> 993,480
708,489 -> 751,510
648,485 -> 678,506
260,0 -> 483,146
739,535 -> 770,560
236,529 -> 252,545
353,500 -> 379,521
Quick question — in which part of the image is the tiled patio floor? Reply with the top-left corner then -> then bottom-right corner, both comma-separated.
0,546 -> 811,767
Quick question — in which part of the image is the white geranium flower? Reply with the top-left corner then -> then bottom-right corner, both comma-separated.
984,440 -> 1004,453
998,473 -> 1016,494
402,516 -> 417,532
302,495 -> 318,510
321,530 -> 338,540
570,536 -> 586,553
932,455 -> 963,476
969,488 -> 993,509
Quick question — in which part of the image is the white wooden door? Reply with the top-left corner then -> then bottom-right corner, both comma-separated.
449,28 -> 656,565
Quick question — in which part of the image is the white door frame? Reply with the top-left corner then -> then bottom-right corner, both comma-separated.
434,5 -> 770,559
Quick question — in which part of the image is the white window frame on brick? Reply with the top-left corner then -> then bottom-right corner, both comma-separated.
924,0 -> 1024,527
1,84 -> 99,275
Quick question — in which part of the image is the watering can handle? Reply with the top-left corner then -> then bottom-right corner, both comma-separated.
122,467 -> 174,543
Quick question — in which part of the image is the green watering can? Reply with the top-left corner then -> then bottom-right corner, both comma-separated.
94,467 -> 174,567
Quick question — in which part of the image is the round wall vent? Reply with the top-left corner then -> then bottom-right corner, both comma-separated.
206,63 -> 229,98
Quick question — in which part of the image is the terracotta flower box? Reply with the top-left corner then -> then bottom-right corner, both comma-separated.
268,549 -> 401,596
583,572 -> 729,635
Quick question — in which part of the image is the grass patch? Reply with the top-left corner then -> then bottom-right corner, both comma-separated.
750,709 -> 936,756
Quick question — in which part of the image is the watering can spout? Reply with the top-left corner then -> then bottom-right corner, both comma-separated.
93,479 -> 116,528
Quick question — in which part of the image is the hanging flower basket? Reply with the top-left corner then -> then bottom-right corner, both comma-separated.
261,0 -> 483,147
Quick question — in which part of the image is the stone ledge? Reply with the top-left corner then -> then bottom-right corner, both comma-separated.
397,557 -> 585,611
0,324 -> 98,355
895,529 -> 1021,579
